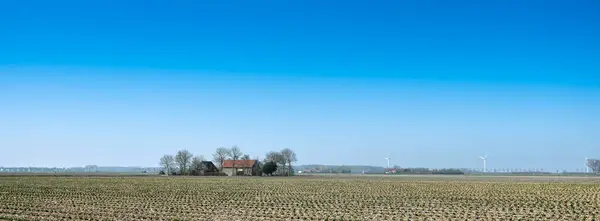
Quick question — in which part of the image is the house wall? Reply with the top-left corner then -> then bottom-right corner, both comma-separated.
222,167 -> 255,176
222,168 -> 235,176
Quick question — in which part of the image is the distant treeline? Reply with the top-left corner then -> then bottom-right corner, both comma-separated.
392,168 -> 464,175
0,167 -> 161,173
294,165 -> 465,175
295,165 -> 384,174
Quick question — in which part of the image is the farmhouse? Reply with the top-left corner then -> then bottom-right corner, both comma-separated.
199,161 -> 219,175
222,160 -> 261,176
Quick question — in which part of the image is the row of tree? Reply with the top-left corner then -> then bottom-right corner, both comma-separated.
159,149 -> 200,175
263,149 -> 297,176
158,146 -> 298,176
393,168 -> 464,175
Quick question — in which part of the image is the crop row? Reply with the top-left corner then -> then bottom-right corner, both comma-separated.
0,177 -> 599,220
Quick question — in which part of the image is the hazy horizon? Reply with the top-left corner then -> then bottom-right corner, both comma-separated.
2,1 -> 599,171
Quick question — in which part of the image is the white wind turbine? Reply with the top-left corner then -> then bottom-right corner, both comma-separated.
384,156 -> 391,168
479,154 -> 488,173
585,157 -> 589,173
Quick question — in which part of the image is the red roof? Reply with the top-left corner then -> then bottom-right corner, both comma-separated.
223,160 -> 256,168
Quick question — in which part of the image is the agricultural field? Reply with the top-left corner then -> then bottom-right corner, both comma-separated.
1,175 -> 600,220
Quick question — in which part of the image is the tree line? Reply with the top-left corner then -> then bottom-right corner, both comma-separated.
159,146 -> 297,176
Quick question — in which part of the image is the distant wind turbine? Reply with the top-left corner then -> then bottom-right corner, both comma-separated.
585,157 -> 589,173
384,156 -> 391,168
479,154 -> 488,173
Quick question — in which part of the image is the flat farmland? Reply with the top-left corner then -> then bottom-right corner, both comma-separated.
1,175 -> 600,220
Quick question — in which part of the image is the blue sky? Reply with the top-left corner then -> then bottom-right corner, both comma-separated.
1,1 -> 599,171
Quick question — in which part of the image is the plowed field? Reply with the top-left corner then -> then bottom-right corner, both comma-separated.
1,175 -> 599,220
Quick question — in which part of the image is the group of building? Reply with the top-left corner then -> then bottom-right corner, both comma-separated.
197,159 -> 263,176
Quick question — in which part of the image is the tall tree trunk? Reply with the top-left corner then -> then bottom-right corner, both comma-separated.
286,162 -> 290,176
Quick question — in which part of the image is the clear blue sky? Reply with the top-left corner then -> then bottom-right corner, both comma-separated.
1,0 -> 599,171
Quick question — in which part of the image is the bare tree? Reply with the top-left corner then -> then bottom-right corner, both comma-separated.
85,165 -> 98,173
159,155 -> 176,175
228,146 -> 243,176
588,159 -> 600,173
265,151 -> 285,164
175,149 -> 193,175
190,155 -> 206,175
265,151 -> 285,175
241,154 -> 251,160
254,156 -> 263,175
281,148 -> 298,176
213,147 -> 229,170
195,155 -> 206,162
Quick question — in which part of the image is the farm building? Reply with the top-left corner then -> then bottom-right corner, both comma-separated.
199,161 -> 219,175
222,160 -> 261,176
